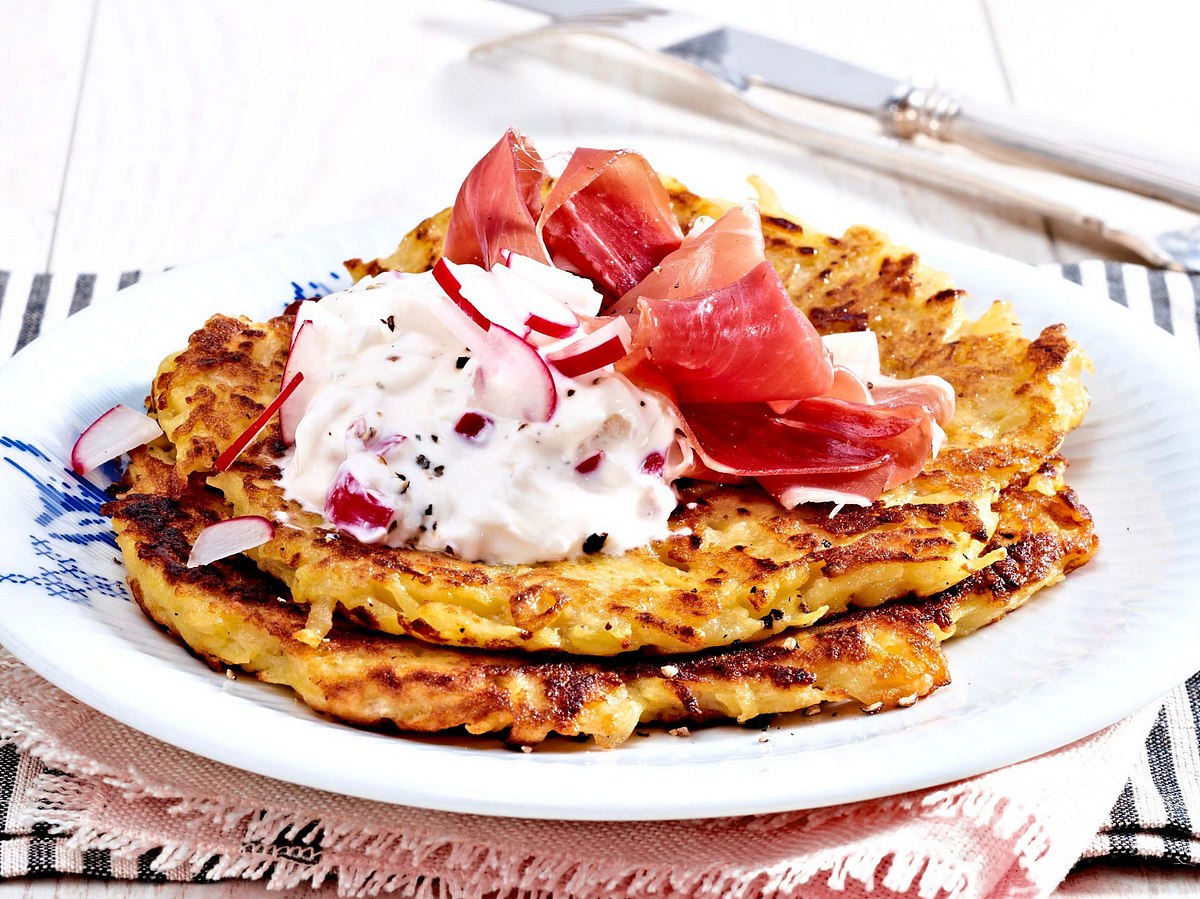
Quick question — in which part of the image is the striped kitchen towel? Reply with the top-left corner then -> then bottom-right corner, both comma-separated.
0,261 -> 1196,891
0,269 -> 145,360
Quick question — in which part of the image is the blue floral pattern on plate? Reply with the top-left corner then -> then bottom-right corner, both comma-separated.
0,436 -> 127,607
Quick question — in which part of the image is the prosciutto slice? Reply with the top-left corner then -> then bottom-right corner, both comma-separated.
612,202 -> 763,313
679,398 -> 936,505
620,204 -> 833,404
820,331 -> 956,425
443,130 -> 549,269
538,148 -> 683,300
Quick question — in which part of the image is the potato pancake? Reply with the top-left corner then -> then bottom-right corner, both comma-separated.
104,441 -> 1094,747
107,448 -> 950,748
147,185 -> 1088,655
153,313 -> 999,654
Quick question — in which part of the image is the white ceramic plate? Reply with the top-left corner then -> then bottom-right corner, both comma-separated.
2,207 -> 1200,822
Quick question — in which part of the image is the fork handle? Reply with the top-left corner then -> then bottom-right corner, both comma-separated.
887,84 -> 1200,212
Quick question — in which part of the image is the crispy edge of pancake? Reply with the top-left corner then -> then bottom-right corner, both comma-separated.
913,456 -> 1098,639
105,449 -> 951,748
154,313 -> 999,655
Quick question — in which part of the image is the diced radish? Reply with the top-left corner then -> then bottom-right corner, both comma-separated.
492,264 -> 578,339
470,324 -> 557,423
432,258 -> 490,331
280,321 -> 323,446
454,411 -> 493,441
502,251 -> 603,317
324,468 -> 395,544
186,516 -> 275,568
575,451 -> 603,474
545,317 -> 632,379
215,372 -> 304,471
71,404 -> 165,475
641,451 -> 665,476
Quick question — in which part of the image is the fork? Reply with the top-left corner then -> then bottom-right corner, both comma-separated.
473,6 -> 1200,272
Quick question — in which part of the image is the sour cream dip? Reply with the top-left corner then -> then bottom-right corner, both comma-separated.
279,270 -> 681,565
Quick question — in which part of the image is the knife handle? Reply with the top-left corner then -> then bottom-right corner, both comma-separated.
886,83 -> 1200,211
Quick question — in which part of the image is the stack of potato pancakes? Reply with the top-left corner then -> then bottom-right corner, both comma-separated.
104,179 -> 1097,749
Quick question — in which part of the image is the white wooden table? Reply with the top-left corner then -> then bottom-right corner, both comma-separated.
4,1 -> 1198,895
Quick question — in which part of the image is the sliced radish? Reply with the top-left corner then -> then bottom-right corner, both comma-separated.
545,317 -> 632,379
186,515 -> 275,568
428,284 -> 490,350
432,258 -> 490,331
449,261 -> 532,337
502,250 -> 603,317
71,404 -> 165,475
470,324 -> 557,423
324,468 -> 395,543
492,264 -> 578,339
434,258 -> 532,336
279,321 -> 324,446
215,372 -> 304,471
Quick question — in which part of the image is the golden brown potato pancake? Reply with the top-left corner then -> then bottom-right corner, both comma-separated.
147,182 -> 1088,655
107,449 -> 950,748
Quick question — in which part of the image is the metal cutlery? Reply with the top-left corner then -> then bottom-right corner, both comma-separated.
475,1 -> 1200,271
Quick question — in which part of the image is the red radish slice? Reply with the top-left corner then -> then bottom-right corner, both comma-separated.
71,404 -> 164,475
433,257 -> 489,330
470,324 -> 557,422
449,261 -> 531,336
502,250 -> 603,317
325,468 -> 394,543
279,321 -> 323,446
428,285 -> 490,350
546,317 -> 632,379
215,372 -> 304,471
186,516 -> 275,568
492,264 -> 578,339
433,256 -> 528,335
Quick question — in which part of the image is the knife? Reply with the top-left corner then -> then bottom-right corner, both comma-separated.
487,0 -> 1200,211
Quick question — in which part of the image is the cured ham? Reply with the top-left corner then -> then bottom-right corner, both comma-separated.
820,331 -> 955,425
613,202 -> 763,313
620,204 -> 834,404
679,398 -> 936,506
443,130 -> 549,269
678,399 -> 932,477
538,149 -> 683,300
438,132 -> 955,508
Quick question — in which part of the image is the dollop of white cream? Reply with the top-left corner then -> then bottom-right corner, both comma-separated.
279,272 -> 681,565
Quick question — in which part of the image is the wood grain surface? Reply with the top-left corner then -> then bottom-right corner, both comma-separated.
2,0 -> 1197,896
